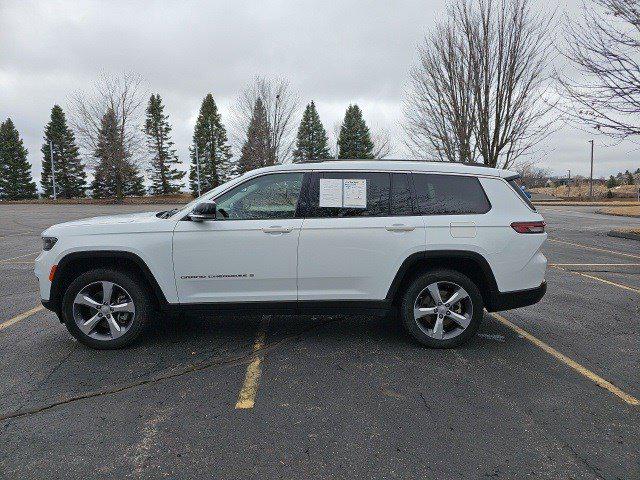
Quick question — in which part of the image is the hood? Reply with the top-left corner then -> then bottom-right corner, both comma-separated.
57,211 -> 160,227
42,211 -> 174,237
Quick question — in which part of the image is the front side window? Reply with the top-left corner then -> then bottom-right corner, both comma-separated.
305,172 -> 391,217
214,172 -> 304,220
412,173 -> 491,215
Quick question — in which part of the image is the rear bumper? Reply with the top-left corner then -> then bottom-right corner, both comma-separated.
486,281 -> 546,312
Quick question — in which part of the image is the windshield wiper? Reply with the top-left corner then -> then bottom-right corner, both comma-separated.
157,208 -> 179,219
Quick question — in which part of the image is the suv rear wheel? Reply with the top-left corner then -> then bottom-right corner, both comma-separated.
400,269 -> 483,348
61,268 -> 153,349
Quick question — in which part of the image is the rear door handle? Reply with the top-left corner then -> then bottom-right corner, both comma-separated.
262,226 -> 293,234
385,224 -> 415,232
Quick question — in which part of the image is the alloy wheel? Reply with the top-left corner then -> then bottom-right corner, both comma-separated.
413,281 -> 473,340
72,281 -> 136,341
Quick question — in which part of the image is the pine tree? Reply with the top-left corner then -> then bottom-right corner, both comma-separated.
91,108 -> 145,199
237,98 -> 272,175
189,94 -> 233,196
337,104 -> 374,159
293,101 -> 330,161
625,170 -> 634,185
0,118 -> 37,200
40,105 -> 86,198
144,94 -> 184,195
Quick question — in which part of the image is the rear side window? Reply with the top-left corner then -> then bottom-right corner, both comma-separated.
305,172 -> 390,217
412,173 -> 491,215
507,177 -> 536,211
391,173 -> 414,215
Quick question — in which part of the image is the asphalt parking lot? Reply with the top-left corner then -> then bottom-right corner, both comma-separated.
0,203 -> 638,479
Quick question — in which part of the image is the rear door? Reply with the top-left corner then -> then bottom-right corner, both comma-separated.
297,171 -> 426,301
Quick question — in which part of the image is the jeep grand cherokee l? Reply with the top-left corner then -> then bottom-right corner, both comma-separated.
35,160 -> 547,349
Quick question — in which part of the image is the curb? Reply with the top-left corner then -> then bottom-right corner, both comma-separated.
607,230 -> 640,241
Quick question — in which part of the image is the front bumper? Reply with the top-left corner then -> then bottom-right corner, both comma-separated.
486,281 -> 547,312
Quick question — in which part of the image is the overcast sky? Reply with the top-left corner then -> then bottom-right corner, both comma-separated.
0,0 -> 638,190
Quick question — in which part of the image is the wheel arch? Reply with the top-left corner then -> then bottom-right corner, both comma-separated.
48,250 -> 168,319
386,250 -> 500,311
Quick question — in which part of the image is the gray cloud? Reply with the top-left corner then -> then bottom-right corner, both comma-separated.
1,0 -> 637,190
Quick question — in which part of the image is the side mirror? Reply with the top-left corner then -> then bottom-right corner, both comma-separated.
190,201 -> 217,222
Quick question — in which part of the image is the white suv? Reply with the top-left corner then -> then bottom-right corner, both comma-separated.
35,160 -> 547,349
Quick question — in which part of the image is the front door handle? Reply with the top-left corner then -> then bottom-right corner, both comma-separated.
386,224 -> 415,232
262,226 -> 293,234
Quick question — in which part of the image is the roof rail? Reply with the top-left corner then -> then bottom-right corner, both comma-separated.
291,158 -> 493,168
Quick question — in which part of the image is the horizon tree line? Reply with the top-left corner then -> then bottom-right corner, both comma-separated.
0,75 -> 389,200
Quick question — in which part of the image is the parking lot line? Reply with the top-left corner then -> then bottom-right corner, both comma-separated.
547,238 -> 640,259
0,305 -> 44,331
0,251 -> 39,264
550,266 -> 640,293
235,316 -> 270,410
549,263 -> 640,267
491,313 -> 639,406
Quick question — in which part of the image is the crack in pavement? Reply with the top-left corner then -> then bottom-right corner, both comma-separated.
0,317 -> 342,423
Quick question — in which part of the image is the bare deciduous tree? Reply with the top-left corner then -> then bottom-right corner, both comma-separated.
372,127 -> 394,159
557,0 -> 640,138
69,72 -> 147,200
232,76 -> 300,165
404,0 -> 556,169
403,21 -> 477,163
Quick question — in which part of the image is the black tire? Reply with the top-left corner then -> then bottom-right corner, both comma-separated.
61,268 -> 153,349
400,269 -> 483,348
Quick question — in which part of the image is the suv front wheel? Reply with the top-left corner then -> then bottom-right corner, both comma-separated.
61,268 -> 152,349
400,269 -> 483,348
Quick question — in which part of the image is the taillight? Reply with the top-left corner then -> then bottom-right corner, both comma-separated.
511,221 -> 545,234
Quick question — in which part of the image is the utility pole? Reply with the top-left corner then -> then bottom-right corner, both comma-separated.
195,143 -> 201,197
49,140 -> 57,200
588,140 -> 594,199
567,169 -> 571,198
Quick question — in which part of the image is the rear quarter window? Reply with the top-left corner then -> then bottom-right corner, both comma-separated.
507,177 -> 536,211
412,173 -> 491,215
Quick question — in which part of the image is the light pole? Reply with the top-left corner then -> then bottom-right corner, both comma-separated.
49,140 -> 57,200
588,140 -> 594,199
195,143 -> 201,197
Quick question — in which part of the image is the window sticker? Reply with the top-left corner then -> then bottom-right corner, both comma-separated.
342,179 -> 367,208
319,178 -> 367,208
319,178 -> 343,208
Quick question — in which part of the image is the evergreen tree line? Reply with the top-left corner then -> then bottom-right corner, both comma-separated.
0,94 -> 382,200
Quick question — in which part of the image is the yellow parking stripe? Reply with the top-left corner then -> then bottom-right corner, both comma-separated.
550,266 -> 640,293
235,317 -> 270,409
548,239 -> 640,259
492,313 -> 639,406
0,305 -> 44,331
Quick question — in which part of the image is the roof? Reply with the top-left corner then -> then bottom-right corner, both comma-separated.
254,159 -> 516,179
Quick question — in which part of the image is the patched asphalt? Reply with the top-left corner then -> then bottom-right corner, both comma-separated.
0,203 -> 638,479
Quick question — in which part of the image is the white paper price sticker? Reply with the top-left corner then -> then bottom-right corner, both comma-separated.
319,178 -> 343,208
319,178 -> 367,208
343,179 -> 367,208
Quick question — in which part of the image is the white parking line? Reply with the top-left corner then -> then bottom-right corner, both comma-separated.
0,251 -> 39,264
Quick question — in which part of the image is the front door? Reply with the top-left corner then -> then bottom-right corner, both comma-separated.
173,172 -> 305,304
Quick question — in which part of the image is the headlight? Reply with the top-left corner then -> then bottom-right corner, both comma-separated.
42,236 -> 58,251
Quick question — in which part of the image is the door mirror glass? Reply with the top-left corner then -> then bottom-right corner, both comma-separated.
190,201 -> 217,222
